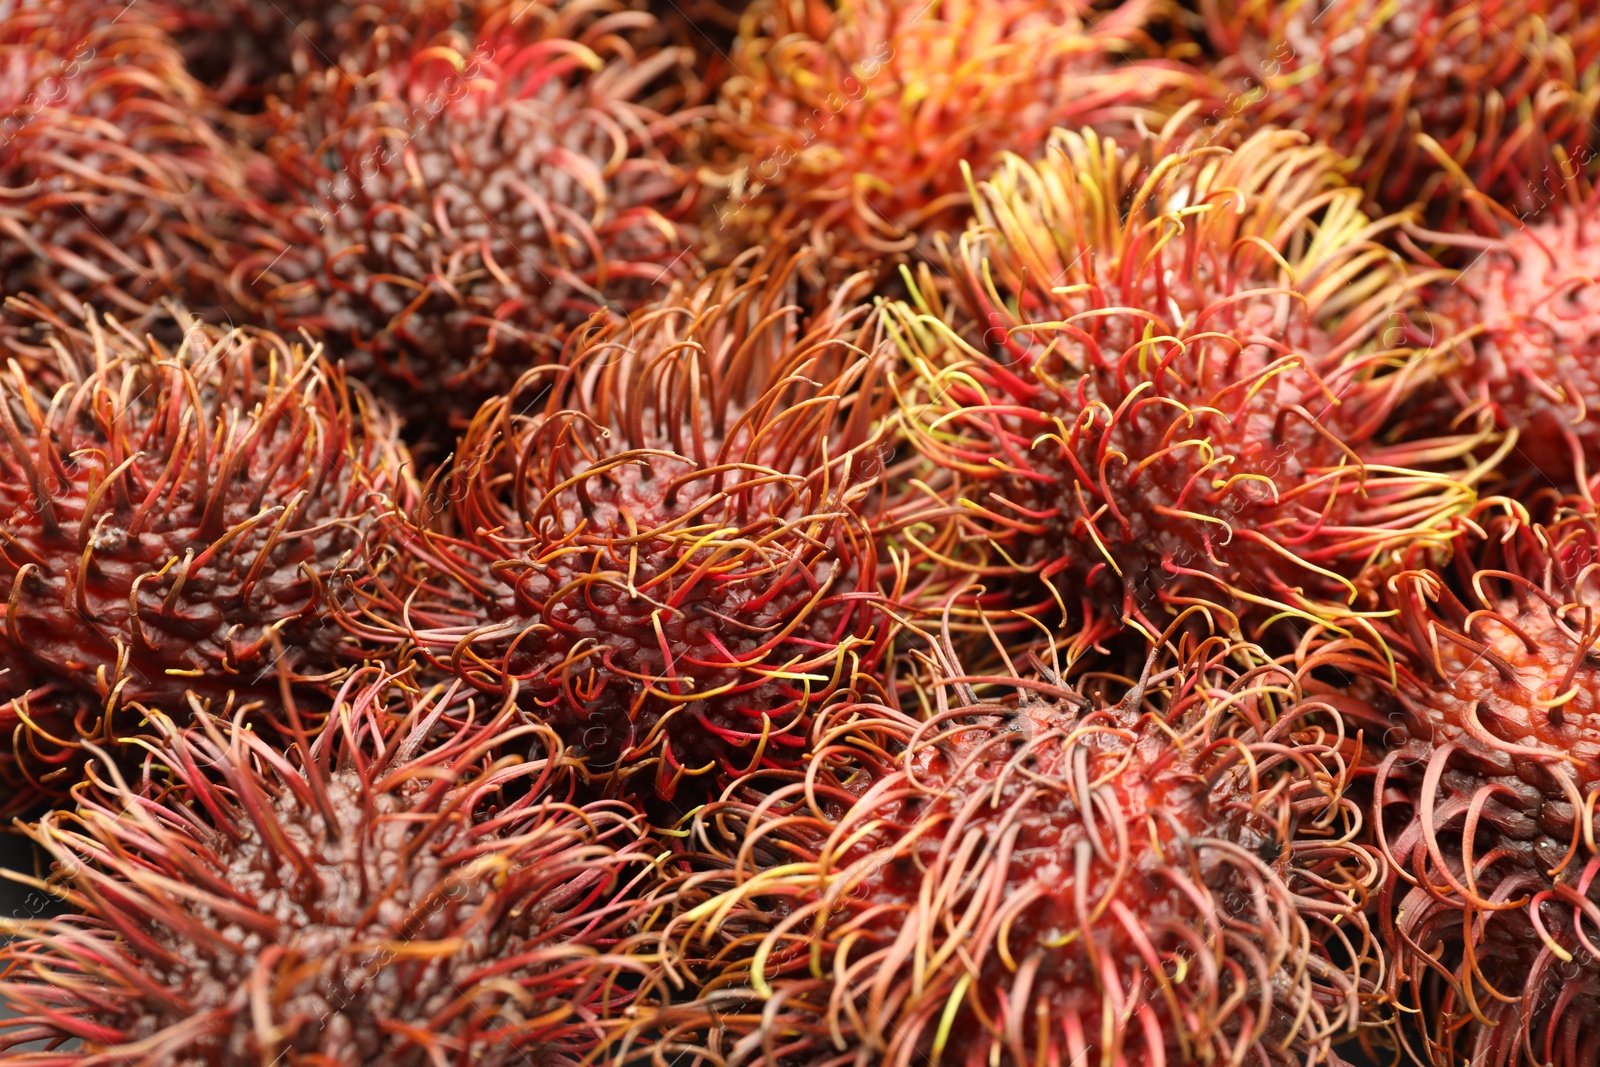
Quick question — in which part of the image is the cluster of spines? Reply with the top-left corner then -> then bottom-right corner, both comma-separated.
0,303 -> 413,815
8,1 -> 1600,1064
0,669 -> 666,1065
628,625 -> 1378,1066
888,124 -> 1484,641
342,250 -> 902,798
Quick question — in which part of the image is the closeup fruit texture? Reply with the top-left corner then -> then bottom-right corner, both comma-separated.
647,631 -> 1376,1066
0,0 -> 272,329
346,252 -> 898,799
1314,508 -> 1600,1067
0,670 -> 664,1066
709,0 -> 1211,272
1410,190 -> 1600,493
0,307 -> 413,816
1193,0 -> 1600,221
892,125 -> 1483,639
243,0 -> 703,426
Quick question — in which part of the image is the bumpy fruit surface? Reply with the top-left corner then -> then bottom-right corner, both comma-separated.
245,0 -> 701,424
1317,508 -> 1600,1066
710,0 -> 1210,271
894,125 -> 1479,637
0,1 -> 273,330
647,633 -> 1375,1066
1195,0 -> 1600,219
1418,196 -> 1600,491
0,671 -> 662,1066
349,251 -> 896,797
0,307 -> 413,815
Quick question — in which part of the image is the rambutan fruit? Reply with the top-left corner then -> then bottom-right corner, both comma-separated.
1313,506 -> 1600,1067
0,306 -> 415,817
0,1 -> 272,329
346,251 -> 898,798
646,628 -> 1378,1066
0,669 -> 665,1065
1192,0 -> 1600,219
243,0 -> 704,425
1401,189 -> 1600,494
892,124 -> 1487,640
707,0 -> 1214,273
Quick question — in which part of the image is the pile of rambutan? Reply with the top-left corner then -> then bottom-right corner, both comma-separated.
6,2 -> 1600,1066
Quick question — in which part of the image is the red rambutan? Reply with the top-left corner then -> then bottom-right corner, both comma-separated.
892,124 -> 1487,639
1193,0 -> 1600,219
0,1 -> 272,328
1405,189 -> 1600,493
708,0 -> 1212,272
344,251 -> 898,797
0,305 -> 415,816
1312,505 -> 1600,1066
0,669 -> 664,1065
242,0 -> 704,423
645,628 -> 1377,1066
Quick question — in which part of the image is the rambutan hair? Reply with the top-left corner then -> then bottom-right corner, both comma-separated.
891,124 -> 1488,640
0,304 -> 415,816
0,668 -> 665,1065
1193,0 -> 1600,220
1400,181 -> 1600,494
343,251 -> 900,798
0,1 -> 271,330
642,624 -> 1378,1066
241,0 -> 704,424
708,0 -> 1211,271
1307,503 -> 1600,1067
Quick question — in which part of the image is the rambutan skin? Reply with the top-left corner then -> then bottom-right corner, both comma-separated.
243,0 -> 703,422
1193,0 -> 1600,218
1416,196 -> 1600,491
644,632 -> 1376,1066
1314,507 -> 1600,1066
0,1 -> 273,329
344,251 -> 899,797
0,307 -> 415,815
893,125 -> 1481,637
0,670 -> 665,1066
708,0 -> 1213,271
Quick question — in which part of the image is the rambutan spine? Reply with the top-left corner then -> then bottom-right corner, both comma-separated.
638,625 -> 1379,1066
0,668 -> 666,1066
889,124 -> 1491,640
341,250 -> 902,799
0,304 -> 415,816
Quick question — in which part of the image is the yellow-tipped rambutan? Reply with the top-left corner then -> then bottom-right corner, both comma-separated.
0,669 -> 664,1065
892,124 -> 1488,640
1193,0 -> 1600,219
644,627 -> 1377,1066
344,251 -> 899,798
242,0 -> 704,425
708,0 -> 1213,273
0,304 -> 415,817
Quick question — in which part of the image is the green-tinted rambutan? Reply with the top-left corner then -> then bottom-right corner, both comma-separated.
708,0 -> 1213,274
243,0 -> 703,425
892,125 -> 1486,640
0,669 -> 664,1065
1314,506 -> 1600,1067
0,1 -> 272,329
1193,0 -> 1600,219
644,629 -> 1377,1066
346,252 -> 899,798
0,306 -> 414,817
